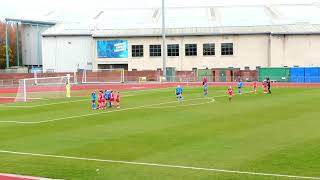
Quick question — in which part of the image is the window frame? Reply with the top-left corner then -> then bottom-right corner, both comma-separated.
149,44 -> 162,57
132,45 -> 144,57
167,44 -> 180,57
185,44 -> 197,56
203,43 -> 215,56
221,43 -> 234,56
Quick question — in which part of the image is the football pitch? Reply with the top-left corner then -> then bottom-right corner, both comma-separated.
0,86 -> 320,180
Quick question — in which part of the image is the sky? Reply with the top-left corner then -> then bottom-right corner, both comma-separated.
1,0 -> 320,20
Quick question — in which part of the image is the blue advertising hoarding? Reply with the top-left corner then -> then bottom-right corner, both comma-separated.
97,40 -> 128,58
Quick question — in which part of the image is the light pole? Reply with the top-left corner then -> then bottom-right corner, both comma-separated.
5,21 -> 9,68
162,0 -> 166,78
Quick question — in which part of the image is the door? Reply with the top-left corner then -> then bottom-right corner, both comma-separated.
220,70 -> 226,82
166,67 -> 176,82
212,71 -> 216,82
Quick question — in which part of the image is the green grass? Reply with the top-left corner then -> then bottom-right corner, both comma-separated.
0,87 -> 320,180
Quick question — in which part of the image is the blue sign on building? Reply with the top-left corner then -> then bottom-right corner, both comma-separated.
97,40 -> 128,58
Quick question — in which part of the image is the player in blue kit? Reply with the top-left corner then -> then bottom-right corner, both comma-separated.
104,90 -> 109,108
237,80 -> 243,95
91,91 -> 97,110
175,85 -> 183,102
104,90 -> 111,108
204,82 -> 208,96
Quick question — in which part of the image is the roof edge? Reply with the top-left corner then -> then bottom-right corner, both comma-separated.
5,18 -> 56,26
42,34 -> 92,37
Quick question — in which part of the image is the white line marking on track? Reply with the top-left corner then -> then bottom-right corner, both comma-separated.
0,173 -> 61,180
0,92 -> 253,124
0,150 -> 319,179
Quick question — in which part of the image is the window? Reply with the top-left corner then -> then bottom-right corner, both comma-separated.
167,44 -> 179,56
132,45 -> 144,57
149,45 -> 161,57
203,43 -> 215,56
185,44 -> 197,56
221,43 -> 233,55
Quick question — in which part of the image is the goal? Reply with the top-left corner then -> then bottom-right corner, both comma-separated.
82,69 -> 125,84
15,76 -> 71,102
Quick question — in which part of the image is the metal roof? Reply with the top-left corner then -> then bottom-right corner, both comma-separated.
91,24 -> 320,37
38,4 -> 320,37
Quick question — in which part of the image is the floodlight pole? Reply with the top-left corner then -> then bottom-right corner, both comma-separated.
162,0 -> 167,78
5,21 -> 9,68
16,22 -> 20,66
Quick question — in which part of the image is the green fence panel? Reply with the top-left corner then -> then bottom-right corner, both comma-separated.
258,68 -> 290,82
220,70 -> 226,82
166,67 -> 176,82
198,69 -> 213,81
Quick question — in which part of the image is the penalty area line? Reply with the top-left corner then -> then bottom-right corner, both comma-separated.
0,91 -> 254,124
0,150 -> 319,180
0,95 -> 135,108
0,97 -> 214,124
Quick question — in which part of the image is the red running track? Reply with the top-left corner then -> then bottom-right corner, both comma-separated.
0,82 -> 320,94
0,174 -> 56,180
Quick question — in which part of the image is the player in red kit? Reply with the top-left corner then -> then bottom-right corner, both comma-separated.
262,80 -> 268,94
101,90 -> 106,109
203,76 -> 208,86
253,80 -> 258,93
116,91 -> 120,109
98,91 -> 103,110
110,90 -> 115,107
227,86 -> 233,102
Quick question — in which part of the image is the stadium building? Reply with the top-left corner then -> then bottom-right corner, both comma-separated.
5,4 -> 320,72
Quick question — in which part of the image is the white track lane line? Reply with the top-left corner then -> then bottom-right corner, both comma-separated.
0,150 -> 319,179
0,173 -> 61,180
0,92 -> 253,124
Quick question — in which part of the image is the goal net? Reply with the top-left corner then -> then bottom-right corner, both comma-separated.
15,76 -> 70,102
82,69 -> 125,84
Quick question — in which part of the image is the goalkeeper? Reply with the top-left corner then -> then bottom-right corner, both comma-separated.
66,82 -> 71,98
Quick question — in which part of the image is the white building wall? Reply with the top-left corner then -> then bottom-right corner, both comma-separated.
42,36 -> 94,72
95,34 -> 269,71
42,34 -> 320,72
271,35 -> 320,67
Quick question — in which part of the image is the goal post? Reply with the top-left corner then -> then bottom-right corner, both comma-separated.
82,69 -> 125,84
15,76 -> 71,102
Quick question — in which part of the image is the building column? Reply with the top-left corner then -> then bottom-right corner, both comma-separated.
267,34 -> 271,67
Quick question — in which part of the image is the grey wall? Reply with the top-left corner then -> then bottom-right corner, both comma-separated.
21,24 -> 51,66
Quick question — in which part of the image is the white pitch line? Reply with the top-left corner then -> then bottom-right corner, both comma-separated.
0,92 -> 253,124
0,86 -> 182,108
0,150 -> 319,180
0,95 -> 136,108
0,97 -> 213,124
145,98 -> 215,109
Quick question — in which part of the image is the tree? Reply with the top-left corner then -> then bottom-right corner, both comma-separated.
0,45 -> 14,69
0,21 -> 21,68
